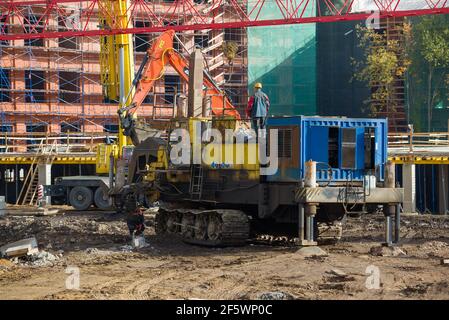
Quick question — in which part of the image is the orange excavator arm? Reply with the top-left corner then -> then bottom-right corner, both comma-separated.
122,30 -> 241,120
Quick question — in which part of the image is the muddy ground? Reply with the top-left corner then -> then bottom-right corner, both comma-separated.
1,206 -> 449,300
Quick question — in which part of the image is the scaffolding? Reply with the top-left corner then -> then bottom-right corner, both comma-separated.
1,1 -> 447,142
0,2 -> 248,148
370,17 -> 409,133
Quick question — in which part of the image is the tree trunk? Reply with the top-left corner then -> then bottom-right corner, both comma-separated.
427,64 -> 433,132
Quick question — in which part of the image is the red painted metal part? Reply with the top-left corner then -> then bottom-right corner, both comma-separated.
0,0 -> 448,41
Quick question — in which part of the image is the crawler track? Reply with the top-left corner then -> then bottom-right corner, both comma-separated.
155,207 -> 343,247
156,208 -> 250,247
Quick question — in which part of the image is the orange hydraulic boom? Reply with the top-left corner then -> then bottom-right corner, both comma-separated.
120,30 -> 241,120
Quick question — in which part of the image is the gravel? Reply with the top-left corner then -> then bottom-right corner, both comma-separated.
19,250 -> 59,267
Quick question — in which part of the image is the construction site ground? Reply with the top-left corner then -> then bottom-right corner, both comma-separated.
1,206 -> 449,300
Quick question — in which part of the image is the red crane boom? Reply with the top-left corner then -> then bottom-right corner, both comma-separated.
0,0 -> 448,41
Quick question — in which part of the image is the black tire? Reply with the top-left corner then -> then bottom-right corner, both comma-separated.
69,186 -> 93,211
94,187 -> 112,210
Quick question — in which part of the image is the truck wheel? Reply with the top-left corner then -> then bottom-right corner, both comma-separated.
94,187 -> 112,211
69,186 -> 93,211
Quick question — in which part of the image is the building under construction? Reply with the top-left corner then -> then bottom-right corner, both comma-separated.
0,1 -> 448,214
0,1 -> 248,140
1,0 -> 449,302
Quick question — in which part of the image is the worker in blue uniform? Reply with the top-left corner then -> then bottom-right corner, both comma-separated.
246,82 -> 270,136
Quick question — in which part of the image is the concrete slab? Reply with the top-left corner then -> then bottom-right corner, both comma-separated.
0,236 -> 39,258
370,245 -> 407,257
297,246 -> 328,257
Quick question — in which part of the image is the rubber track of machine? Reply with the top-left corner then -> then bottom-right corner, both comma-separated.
157,208 -> 249,247
154,208 -> 168,235
183,209 -> 250,247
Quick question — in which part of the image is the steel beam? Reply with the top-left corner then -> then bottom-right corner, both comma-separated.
1,1 -> 448,41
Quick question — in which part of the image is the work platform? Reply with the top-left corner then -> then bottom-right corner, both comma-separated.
1,129 -> 449,214
0,132 -> 113,165
2,131 -> 449,165
0,153 -> 96,165
388,131 -> 449,164
389,154 -> 449,165
4,155 -> 448,165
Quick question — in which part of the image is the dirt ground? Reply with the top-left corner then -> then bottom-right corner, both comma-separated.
1,206 -> 449,300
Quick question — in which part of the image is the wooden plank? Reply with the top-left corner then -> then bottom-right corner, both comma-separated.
5,208 -> 61,216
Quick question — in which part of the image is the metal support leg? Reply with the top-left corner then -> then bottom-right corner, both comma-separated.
297,204 -> 317,246
385,215 -> 392,246
298,204 -> 305,242
383,205 -> 395,247
394,204 -> 400,243
307,216 -> 314,242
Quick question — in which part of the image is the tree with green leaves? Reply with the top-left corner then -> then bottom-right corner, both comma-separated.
407,15 -> 449,132
352,23 -> 410,117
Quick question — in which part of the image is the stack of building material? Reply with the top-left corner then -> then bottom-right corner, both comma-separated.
0,237 -> 39,258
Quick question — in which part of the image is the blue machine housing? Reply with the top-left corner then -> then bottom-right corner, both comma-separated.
266,116 -> 388,184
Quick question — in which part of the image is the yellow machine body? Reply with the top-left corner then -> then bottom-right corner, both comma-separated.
142,117 -> 260,185
96,144 -> 118,174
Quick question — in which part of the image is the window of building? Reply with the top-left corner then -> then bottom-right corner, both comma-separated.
61,122 -> 82,144
225,28 -> 242,42
26,123 -> 47,151
0,68 -> 11,102
224,87 -> 242,106
103,124 -> 118,133
26,123 -> 47,133
224,74 -> 243,84
61,122 -> 81,133
134,21 -> 150,52
103,124 -> 118,144
19,168 -> 25,182
194,34 -> 209,49
5,169 -> 15,182
58,16 -> 79,50
0,16 -> 9,46
0,124 -> 12,152
24,14 -> 44,47
0,124 -> 12,133
143,94 -> 154,104
25,70 -> 46,103
164,75 -> 180,105
59,71 -> 80,103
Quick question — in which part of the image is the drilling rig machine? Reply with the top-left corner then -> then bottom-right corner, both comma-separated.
114,30 -> 404,247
